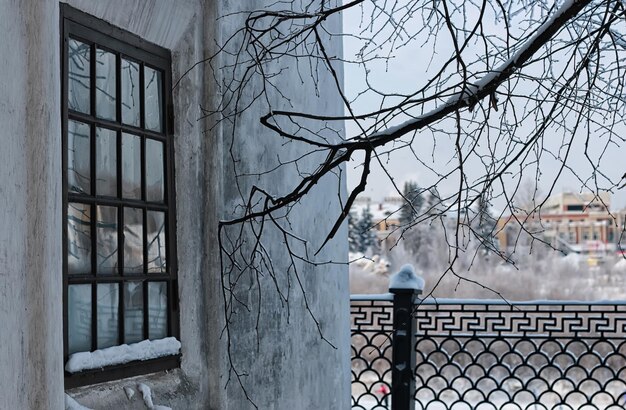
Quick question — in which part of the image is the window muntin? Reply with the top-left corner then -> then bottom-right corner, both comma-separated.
62,5 -> 177,386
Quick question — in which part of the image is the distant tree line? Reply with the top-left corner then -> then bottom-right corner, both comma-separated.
348,180 -> 499,270
348,207 -> 379,255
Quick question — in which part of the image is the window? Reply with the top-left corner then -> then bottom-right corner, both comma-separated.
567,204 -> 584,212
61,5 -> 178,387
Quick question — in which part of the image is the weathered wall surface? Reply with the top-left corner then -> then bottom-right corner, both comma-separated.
0,0 -> 349,408
0,1 -> 64,409
215,1 -> 350,409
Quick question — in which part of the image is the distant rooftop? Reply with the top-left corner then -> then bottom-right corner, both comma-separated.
543,191 -> 611,213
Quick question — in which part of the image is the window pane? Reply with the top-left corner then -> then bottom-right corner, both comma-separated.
122,133 -> 141,199
96,206 -> 118,274
96,127 -> 117,197
121,59 -> 140,126
68,120 -> 91,194
97,283 -> 119,349
124,207 -> 143,274
68,284 -> 92,354
124,282 -> 144,344
96,48 -> 116,121
148,282 -> 167,339
147,211 -> 166,273
144,67 -> 162,132
68,39 -> 90,114
146,139 -> 164,202
64,19 -> 175,359
68,203 -> 91,275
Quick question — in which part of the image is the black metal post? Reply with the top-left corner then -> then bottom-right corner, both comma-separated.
389,265 -> 422,410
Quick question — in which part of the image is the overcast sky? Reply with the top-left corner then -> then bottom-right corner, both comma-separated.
341,2 -> 626,212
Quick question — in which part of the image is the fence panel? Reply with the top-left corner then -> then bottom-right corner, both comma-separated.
413,300 -> 626,410
351,297 -> 394,409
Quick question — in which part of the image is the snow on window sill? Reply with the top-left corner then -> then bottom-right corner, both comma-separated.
65,337 -> 181,373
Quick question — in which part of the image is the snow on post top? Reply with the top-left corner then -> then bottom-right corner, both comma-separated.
389,264 -> 424,294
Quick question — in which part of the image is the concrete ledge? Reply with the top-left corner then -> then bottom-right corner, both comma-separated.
66,368 -> 199,410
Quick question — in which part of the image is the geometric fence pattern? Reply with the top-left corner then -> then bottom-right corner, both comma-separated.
351,297 -> 394,409
351,297 -> 626,409
414,300 -> 626,410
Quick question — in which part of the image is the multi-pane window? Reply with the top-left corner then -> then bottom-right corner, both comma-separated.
62,5 -> 178,385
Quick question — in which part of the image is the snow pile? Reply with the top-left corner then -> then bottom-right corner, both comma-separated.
65,337 -> 181,373
613,258 -> 626,272
350,252 -> 390,275
560,253 -> 581,268
65,394 -> 92,410
124,386 -> 135,400
389,264 -> 424,291
137,383 -> 172,410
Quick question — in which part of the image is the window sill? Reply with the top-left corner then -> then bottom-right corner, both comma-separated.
64,354 -> 180,389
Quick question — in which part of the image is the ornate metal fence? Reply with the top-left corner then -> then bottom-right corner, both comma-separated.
351,288 -> 626,410
414,300 -> 626,410
351,295 -> 394,409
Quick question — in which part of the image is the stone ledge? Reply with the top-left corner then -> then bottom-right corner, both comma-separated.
66,368 -> 199,410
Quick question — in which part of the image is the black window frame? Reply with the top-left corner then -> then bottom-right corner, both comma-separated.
61,4 -> 179,388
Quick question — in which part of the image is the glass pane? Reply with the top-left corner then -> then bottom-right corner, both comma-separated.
68,284 -> 92,354
68,39 -> 90,114
68,120 -> 90,194
124,207 -> 144,274
96,48 -> 116,120
148,282 -> 167,339
147,211 -> 166,273
97,283 -> 119,349
122,133 -> 141,199
144,67 -> 162,132
121,59 -> 140,126
96,127 -> 117,197
145,139 -> 164,202
124,282 -> 144,344
67,203 -> 91,275
96,206 -> 118,274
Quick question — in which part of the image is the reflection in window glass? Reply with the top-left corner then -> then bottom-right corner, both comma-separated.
124,282 -> 144,344
96,127 -> 117,197
144,67 -> 162,132
64,13 -> 175,362
68,284 -> 92,354
96,206 -> 118,274
96,49 -> 117,121
68,120 -> 90,194
68,203 -> 91,275
147,211 -> 166,273
122,133 -> 141,199
68,39 -> 90,114
124,207 -> 143,274
145,139 -> 164,202
97,283 -> 119,349
122,59 -> 140,127
148,282 -> 167,339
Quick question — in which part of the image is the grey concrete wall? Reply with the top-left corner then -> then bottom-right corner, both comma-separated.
214,1 -> 350,408
0,1 -> 64,409
0,0 -> 349,408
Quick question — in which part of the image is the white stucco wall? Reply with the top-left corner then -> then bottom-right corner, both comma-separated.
0,1 -> 64,409
214,1 -> 350,408
0,1 -> 349,409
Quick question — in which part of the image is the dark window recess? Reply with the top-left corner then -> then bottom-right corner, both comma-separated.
567,205 -> 584,212
61,4 -> 178,387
